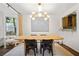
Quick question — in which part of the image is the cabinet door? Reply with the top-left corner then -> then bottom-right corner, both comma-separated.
72,15 -> 76,30
63,17 -> 68,29
68,16 -> 72,29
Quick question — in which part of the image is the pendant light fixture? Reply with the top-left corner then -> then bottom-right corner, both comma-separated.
30,3 -> 50,20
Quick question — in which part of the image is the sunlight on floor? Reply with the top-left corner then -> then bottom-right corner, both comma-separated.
54,43 -> 73,56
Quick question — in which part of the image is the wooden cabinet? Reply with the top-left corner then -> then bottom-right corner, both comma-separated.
62,14 -> 76,31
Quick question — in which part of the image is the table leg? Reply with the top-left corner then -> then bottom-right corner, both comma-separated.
37,40 -> 40,53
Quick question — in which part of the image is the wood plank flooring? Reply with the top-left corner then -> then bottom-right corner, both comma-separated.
0,45 -> 14,56
58,43 -> 79,56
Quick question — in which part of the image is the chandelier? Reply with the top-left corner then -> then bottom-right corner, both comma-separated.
30,3 -> 50,20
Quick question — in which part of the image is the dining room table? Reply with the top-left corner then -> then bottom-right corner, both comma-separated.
18,34 -> 64,41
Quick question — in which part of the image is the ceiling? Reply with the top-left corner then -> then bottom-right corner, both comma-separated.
9,3 -> 78,15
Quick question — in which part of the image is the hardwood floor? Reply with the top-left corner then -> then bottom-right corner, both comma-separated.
58,43 -> 79,56
0,45 -> 15,56
4,43 -> 74,56
0,43 -> 79,56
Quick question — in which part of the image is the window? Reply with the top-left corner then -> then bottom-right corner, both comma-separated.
31,17 -> 49,32
6,17 -> 16,35
62,14 -> 76,31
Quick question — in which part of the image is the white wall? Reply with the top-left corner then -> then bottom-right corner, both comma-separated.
57,4 -> 79,52
0,11 -> 5,46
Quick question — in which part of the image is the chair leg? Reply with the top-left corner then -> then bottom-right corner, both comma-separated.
51,48 -> 53,56
36,48 -> 38,53
25,49 -> 28,56
40,48 -> 42,54
25,51 -> 27,56
49,49 -> 50,54
43,48 -> 45,56
34,48 -> 36,56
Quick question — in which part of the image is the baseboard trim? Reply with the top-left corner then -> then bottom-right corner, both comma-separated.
58,43 -> 79,56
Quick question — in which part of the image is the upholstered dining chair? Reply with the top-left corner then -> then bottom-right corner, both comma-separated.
41,40 -> 53,56
40,34 -> 47,54
30,34 -> 37,36
30,34 -> 38,53
24,39 -> 37,56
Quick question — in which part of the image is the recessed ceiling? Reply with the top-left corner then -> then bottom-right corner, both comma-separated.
9,3 -> 78,15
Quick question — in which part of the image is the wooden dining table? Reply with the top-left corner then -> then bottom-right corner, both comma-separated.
18,35 -> 64,41
17,35 -> 64,45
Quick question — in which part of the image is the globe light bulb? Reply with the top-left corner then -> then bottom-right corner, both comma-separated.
30,15 -> 32,18
38,13 -> 42,17
32,12 -> 36,15
44,17 -> 48,21
32,17 -> 35,20
44,12 -> 47,15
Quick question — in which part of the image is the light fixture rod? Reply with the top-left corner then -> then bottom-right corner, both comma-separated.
6,3 -> 21,15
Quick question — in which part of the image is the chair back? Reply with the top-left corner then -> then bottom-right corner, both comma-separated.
42,40 -> 53,47
40,34 -> 47,36
30,34 -> 37,36
25,40 -> 37,47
